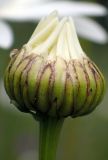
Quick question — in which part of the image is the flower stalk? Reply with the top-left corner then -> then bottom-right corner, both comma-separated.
39,116 -> 64,160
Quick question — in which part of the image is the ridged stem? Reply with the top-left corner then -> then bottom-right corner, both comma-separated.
39,116 -> 64,160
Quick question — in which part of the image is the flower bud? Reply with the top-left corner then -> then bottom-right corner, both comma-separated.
4,11 -> 105,118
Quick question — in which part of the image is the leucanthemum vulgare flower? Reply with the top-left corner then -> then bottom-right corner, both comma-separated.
4,11 -> 105,160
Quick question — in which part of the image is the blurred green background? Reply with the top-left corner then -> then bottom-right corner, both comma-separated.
0,0 -> 108,160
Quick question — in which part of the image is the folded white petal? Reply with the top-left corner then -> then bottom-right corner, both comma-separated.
0,21 -> 13,48
74,17 -> 108,44
0,1 -> 107,21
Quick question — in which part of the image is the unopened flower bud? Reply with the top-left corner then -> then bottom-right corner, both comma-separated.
4,11 -> 105,118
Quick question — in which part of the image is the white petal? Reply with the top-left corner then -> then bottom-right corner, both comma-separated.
0,0 -> 12,7
6,0 -> 48,7
74,17 -> 108,44
0,21 -> 13,48
0,1 -> 107,21
40,1 -> 107,17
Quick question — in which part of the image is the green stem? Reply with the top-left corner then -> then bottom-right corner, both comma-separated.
39,116 -> 64,160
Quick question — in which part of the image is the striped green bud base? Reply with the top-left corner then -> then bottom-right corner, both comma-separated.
4,11 -> 105,160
